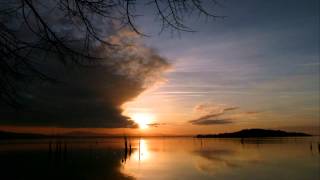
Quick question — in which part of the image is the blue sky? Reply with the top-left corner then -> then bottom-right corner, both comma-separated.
123,0 -> 319,134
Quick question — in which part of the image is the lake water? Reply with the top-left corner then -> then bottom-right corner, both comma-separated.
0,137 -> 319,180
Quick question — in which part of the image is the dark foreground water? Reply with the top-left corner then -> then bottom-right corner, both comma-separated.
0,137 -> 319,180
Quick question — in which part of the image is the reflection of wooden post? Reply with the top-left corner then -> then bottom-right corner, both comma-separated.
49,141 -> 52,153
124,136 -> 128,162
64,141 -> 67,153
124,136 -> 128,151
139,137 -> 141,162
63,141 -> 67,160
58,141 -> 61,154
55,140 -> 58,153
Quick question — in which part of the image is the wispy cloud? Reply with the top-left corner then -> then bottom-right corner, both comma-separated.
189,119 -> 233,125
194,103 -> 238,115
244,111 -> 260,115
154,91 -> 210,94
189,103 -> 238,125
147,123 -> 167,127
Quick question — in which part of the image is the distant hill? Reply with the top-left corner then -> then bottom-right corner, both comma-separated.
196,129 -> 311,138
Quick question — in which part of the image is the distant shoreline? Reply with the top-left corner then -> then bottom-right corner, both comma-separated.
0,129 -> 314,140
0,131 -> 193,139
195,128 -> 311,138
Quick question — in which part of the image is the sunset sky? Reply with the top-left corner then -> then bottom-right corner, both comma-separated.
0,0 -> 319,135
125,0 -> 319,135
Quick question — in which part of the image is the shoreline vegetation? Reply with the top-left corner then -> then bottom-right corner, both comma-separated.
196,129 -> 311,138
0,128 -> 312,140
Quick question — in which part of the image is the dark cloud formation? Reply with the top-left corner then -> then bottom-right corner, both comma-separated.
189,103 -> 238,125
0,30 -> 170,128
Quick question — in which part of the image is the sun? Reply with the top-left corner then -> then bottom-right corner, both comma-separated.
131,113 -> 154,129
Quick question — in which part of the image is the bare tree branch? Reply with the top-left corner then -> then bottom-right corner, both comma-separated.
0,0 -> 223,108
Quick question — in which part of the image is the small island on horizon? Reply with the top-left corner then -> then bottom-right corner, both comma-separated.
196,128 -> 312,138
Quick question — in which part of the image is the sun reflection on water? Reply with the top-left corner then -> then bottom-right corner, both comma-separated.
133,139 -> 149,161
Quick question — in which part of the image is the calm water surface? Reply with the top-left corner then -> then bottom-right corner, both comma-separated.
0,137 -> 319,180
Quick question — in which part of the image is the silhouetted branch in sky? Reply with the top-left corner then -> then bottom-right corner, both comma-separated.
0,0 -> 223,108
